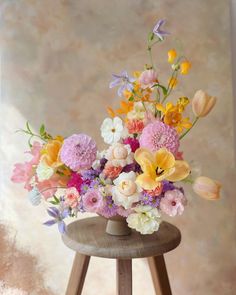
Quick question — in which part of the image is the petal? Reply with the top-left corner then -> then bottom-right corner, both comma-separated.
109,78 -> 121,88
134,148 -> 156,177
155,148 -> 175,170
58,221 -> 66,234
166,160 -> 190,182
136,173 -> 160,190
43,219 -> 57,226
155,167 -> 176,182
118,84 -> 126,97
47,207 -> 60,218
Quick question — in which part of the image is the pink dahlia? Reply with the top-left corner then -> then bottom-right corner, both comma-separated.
60,134 -> 97,171
139,121 -> 179,154
82,189 -> 104,213
160,189 -> 187,217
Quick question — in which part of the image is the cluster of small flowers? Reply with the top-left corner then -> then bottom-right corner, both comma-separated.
11,19 -> 221,235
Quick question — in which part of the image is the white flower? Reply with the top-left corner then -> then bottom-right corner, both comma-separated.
101,117 -> 124,144
105,143 -> 133,167
127,102 -> 155,120
112,171 -> 142,209
127,205 -> 162,234
36,162 -> 54,181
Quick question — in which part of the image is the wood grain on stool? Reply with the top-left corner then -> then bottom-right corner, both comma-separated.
65,253 -> 90,295
116,259 -> 132,295
148,255 -> 172,295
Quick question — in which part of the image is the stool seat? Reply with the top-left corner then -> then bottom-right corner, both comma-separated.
62,216 -> 181,259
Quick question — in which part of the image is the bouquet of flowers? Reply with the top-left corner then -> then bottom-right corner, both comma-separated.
11,19 -> 221,235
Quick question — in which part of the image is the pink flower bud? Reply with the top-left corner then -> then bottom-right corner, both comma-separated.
138,69 -> 157,89
192,90 -> 216,117
193,176 -> 221,200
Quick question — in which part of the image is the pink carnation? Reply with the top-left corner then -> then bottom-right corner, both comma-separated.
139,69 -> 158,89
82,189 -> 104,213
103,164 -> 123,179
139,121 -> 179,154
60,134 -> 97,171
123,137 -> 140,152
160,189 -> 187,217
126,119 -> 144,134
64,187 -> 80,208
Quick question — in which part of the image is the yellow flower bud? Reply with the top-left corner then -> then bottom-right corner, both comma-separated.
180,60 -> 191,74
192,90 -> 216,117
168,49 -> 177,63
193,176 -> 221,200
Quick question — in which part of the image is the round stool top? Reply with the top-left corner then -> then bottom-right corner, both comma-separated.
62,217 -> 181,259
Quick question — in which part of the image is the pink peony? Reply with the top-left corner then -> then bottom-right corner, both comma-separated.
160,189 -> 187,217
139,121 -> 179,154
139,69 -> 158,89
60,134 -> 97,171
82,189 -> 104,213
126,119 -> 145,134
103,164 -> 123,179
123,137 -> 140,152
64,187 -> 80,208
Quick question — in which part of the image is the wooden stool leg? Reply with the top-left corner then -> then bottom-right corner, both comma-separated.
148,255 -> 172,295
116,259 -> 132,295
66,253 -> 90,295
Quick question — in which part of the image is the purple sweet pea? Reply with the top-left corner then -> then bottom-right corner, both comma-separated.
43,207 -> 69,234
153,19 -> 170,40
109,71 -> 135,97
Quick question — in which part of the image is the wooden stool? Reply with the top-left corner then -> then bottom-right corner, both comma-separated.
62,216 -> 181,295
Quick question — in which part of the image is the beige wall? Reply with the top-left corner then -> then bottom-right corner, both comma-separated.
0,0 -> 235,294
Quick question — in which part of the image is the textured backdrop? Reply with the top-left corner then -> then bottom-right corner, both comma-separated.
0,0 -> 235,294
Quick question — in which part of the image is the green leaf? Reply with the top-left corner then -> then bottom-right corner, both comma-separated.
39,124 -> 45,136
49,201 -> 58,205
53,195 -> 60,204
128,96 -> 134,102
152,84 -> 168,96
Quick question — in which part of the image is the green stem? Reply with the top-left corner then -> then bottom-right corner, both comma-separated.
179,117 -> 199,140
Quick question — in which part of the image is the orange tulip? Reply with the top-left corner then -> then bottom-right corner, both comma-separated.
193,176 -> 221,200
192,90 -> 216,117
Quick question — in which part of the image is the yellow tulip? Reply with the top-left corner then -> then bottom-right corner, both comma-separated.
193,176 -> 221,200
168,49 -> 177,63
180,60 -> 191,74
134,147 -> 190,190
192,90 -> 216,117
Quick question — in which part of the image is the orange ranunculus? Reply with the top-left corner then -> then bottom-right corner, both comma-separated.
40,138 -> 63,168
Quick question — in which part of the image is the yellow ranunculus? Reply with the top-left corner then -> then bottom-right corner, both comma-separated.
40,138 -> 64,168
180,60 -> 191,74
168,49 -> 177,64
134,147 -> 190,190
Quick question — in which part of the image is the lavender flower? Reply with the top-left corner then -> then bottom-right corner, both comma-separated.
43,207 -> 69,234
140,192 -> 161,208
81,169 -> 100,181
109,71 -> 136,97
162,180 -> 175,192
153,19 -> 170,40
100,196 -> 118,218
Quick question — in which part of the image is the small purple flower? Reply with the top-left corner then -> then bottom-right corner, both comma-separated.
140,192 -> 161,208
89,179 -> 100,189
81,169 -> 100,181
153,19 -> 170,40
109,71 -> 136,97
99,195 -> 118,218
43,207 -> 69,234
162,180 -> 176,193
80,182 -> 90,194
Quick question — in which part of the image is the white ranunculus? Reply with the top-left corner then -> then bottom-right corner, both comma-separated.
105,143 -> 133,167
36,161 -> 54,181
100,117 -> 124,144
127,205 -> 162,234
112,171 -> 141,209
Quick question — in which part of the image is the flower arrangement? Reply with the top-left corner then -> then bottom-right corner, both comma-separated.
11,19 -> 221,235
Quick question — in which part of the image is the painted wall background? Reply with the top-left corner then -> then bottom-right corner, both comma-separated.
0,0 -> 235,294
